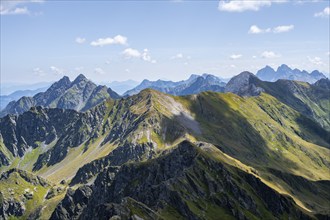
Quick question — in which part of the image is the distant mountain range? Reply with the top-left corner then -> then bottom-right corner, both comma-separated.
124,73 -> 226,96
1,81 -> 53,96
256,64 -> 327,83
0,74 -> 120,117
0,65 -> 328,118
0,87 -> 48,111
104,80 -> 139,95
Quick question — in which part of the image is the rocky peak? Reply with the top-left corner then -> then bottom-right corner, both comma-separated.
314,78 -> 330,90
72,74 -> 89,85
225,71 -> 264,96
263,65 -> 275,72
277,64 -> 292,73
140,79 -> 152,86
47,76 -> 71,91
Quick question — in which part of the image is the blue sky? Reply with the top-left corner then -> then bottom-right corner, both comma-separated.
1,0 -> 329,84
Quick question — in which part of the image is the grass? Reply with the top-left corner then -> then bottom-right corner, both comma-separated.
0,170 -> 51,219
36,135 -> 116,183
1,88 -> 329,218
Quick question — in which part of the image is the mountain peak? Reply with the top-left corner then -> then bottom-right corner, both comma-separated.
310,70 -> 325,78
73,74 -> 88,84
57,76 -> 71,85
264,65 -> 274,70
257,64 -> 326,83
225,71 -> 263,96
237,71 -> 256,79
277,64 -> 292,72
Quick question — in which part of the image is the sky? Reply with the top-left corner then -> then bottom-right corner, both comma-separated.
1,0 -> 329,85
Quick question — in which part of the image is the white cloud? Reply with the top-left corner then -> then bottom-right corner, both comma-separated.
273,25 -> 294,33
91,35 -> 127,47
122,48 -> 156,63
75,37 -> 86,44
314,7 -> 330,17
261,51 -> 281,58
125,69 -> 130,73
142,49 -> 152,62
171,53 -> 184,59
249,25 -> 269,34
50,66 -> 64,75
307,56 -> 324,65
33,67 -> 45,76
249,24 -> 293,34
0,0 -> 43,15
218,0 -> 287,12
122,48 -> 141,58
252,55 -> 257,59
1,6 -> 29,15
230,54 -> 242,60
94,67 -> 105,75
218,0 -> 272,12
326,51 -> 330,56
170,53 -> 191,61
230,64 -> 236,68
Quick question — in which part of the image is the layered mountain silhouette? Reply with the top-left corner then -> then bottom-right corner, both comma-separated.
0,74 -> 120,117
123,73 -> 226,96
0,71 -> 329,219
256,64 -> 327,83
0,87 -> 47,111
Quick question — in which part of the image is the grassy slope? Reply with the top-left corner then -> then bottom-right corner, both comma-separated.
0,89 -> 329,217
173,91 -> 330,214
254,79 -> 330,130
0,169 -> 67,220
175,92 -> 329,180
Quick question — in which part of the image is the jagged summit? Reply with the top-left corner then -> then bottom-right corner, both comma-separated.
256,64 -> 326,83
0,74 -> 120,117
277,64 -> 291,72
58,75 -> 71,84
314,77 -> 330,90
72,73 -> 88,84
124,73 -> 226,96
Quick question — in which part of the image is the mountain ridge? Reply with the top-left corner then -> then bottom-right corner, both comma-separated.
123,73 -> 226,96
0,74 -> 120,117
256,64 -> 327,83
0,71 -> 329,219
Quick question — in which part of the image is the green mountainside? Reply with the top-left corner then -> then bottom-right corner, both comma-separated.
0,73 -> 329,219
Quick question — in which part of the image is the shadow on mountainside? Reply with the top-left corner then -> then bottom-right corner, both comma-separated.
189,92 -> 297,168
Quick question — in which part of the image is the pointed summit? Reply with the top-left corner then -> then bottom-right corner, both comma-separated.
225,71 -> 263,96
0,74 -> 120,117
277,64 -> 292,73
58,76 -> 71,84
47,76 -> 71,91
256,64 -> 326,83
72,74 -> 88,84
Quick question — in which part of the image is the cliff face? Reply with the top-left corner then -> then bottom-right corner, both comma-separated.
52,141 -> 312,220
